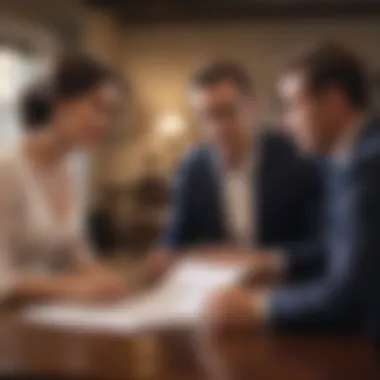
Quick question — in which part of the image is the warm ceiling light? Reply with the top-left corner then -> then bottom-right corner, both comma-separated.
156,113 -> 186,138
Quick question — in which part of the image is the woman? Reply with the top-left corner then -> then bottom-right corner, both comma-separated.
0,53 -> 127,304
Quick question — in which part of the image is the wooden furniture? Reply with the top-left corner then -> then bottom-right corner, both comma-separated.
0,311 -> 378,380
87,0 -> 380,24
97,178 -> 170,253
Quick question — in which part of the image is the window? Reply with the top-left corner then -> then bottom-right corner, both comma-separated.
0,46 -> 45,147
0,17 -> 55,149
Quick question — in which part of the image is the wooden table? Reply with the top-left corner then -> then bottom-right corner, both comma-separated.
0,311 -> 379,380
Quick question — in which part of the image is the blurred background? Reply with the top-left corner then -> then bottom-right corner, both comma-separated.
1,0 -> 380,256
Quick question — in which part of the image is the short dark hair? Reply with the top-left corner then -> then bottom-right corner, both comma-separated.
51,52 -> 120,101
19,82 -> 52,130
19,53 -> 120,132
191,59 -> 254,94
285,42 -> 369,108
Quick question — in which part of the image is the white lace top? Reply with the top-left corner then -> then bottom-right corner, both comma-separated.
0,144 -> 93,299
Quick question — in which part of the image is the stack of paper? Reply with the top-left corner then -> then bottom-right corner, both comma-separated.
24,258 -> 248,334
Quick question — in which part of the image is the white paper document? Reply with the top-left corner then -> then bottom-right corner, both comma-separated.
23,258 -> 248,334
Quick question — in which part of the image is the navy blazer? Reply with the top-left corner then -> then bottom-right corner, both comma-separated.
270,116 -> 380,334
160,131 -> 321,258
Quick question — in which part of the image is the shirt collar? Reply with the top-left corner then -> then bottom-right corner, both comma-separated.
332,113 -> 368,167
211,142 -> 254,176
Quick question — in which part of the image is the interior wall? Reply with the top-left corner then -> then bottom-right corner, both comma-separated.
81,8 -> 127,202
0,0 -> 125,204
2,4 -> 380,195
103,18 -> 380,185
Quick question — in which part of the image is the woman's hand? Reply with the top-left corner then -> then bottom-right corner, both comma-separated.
60,274 -> 128,304
11,270 -> 129,305
143,250 -> 175,285
56,261 -> 130,303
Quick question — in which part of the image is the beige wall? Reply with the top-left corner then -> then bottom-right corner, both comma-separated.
101,18 -> 380,186
2,4 -> 380,193
81,8 -> 127,196
123,19 -> 380,119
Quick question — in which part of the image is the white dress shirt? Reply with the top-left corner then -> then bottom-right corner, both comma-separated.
223,160 -> 254,248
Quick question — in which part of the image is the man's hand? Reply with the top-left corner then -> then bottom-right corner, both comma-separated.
201,286 -> 268,335
242,251 -> 286,286
199,248 -> 286,286
198,286 -> 270,380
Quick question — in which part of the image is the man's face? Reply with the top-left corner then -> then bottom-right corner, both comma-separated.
190,80 -> 256,148
279,72 -> 341,155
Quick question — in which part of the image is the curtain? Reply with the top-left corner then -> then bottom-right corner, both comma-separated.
0,47 -> 40,148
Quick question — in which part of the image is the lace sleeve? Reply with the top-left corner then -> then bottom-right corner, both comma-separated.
0,158 -> 20,301
66,154 -> 95,268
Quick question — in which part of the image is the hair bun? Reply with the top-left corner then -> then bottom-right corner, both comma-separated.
19,81 -> 53,131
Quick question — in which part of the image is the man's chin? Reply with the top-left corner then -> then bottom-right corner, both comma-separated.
297,141 -> 319,157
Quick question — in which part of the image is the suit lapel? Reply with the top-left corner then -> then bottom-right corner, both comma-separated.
351,115 -> 380,162
206,135 -> 271,247
205,147 -> 230,242
205,134 -> 274,247
255,134 -> 267,245
255,133 -> 278,246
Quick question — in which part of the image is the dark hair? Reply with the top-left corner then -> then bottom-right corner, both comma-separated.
191,59 -> 254,94
285,42 -> 369,108
51,53 -> 120,101
20,53 -> 120,132
19,83 -> 52,129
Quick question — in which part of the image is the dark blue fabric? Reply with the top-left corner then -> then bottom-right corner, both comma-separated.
270,116 -> 380,334
159,131 -> 321,269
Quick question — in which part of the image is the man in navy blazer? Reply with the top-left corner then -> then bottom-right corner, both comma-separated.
200,42 -> 380,357
145,60 -> 321,281
160,132 -> 319,251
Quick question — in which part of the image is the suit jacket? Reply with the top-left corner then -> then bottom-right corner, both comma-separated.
159,131 -> 321,263
270,116 -> 380,334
